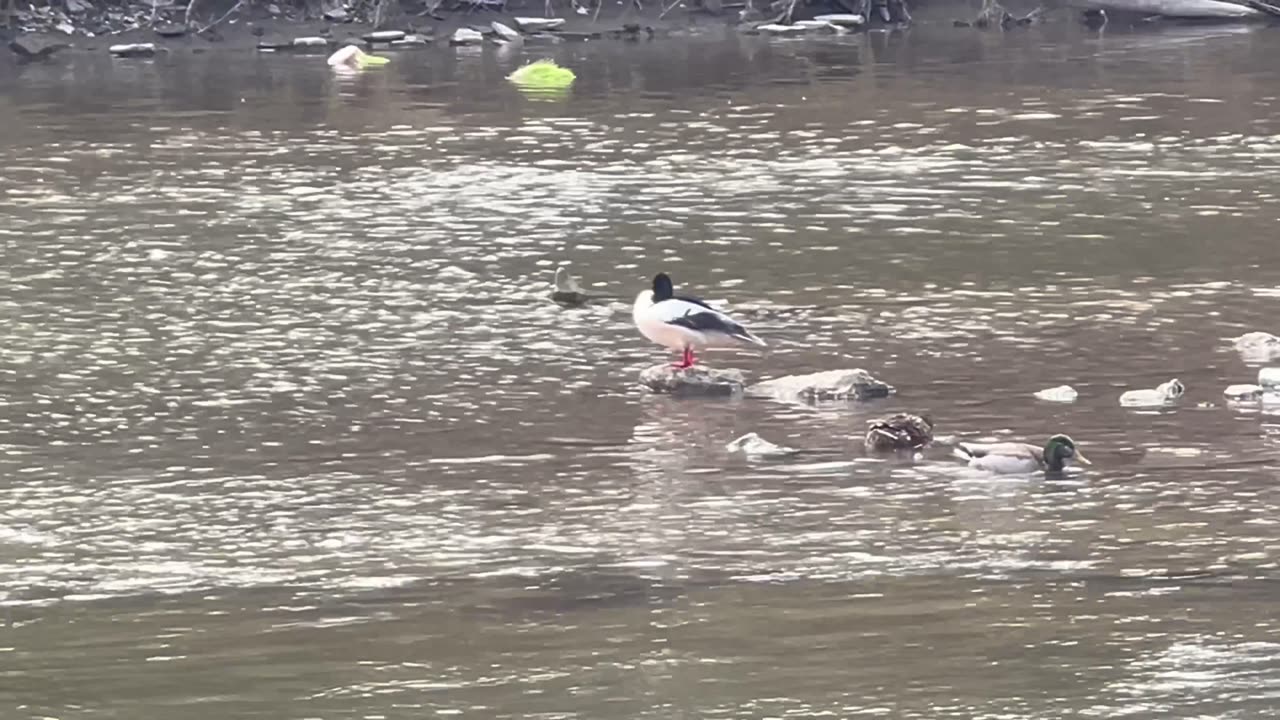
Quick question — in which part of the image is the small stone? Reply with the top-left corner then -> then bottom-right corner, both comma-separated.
1224,384 -> 1264,403
639,364 -> 745,397
109,42 -> 157,57
324,7 -> 350,21
491,20 -> 520,41
9,36 -> 67,59
748,369 -> 895,403
726,432 -> 800,460
1234,331 -> 1280,364
154,24 -> 187,37
1033,385 -> 1078,403
450,27 -> 484,45
755,23 -> 807,35
814,12 -> 865,25
390,34 -> 430,46
55,21 -> 76,34
65,0 -> 91,14
292,36 -> 331,47
513,16 -> 565,32
363,30 -> 405,43
257,35 -> 292,50
267,3 -> 282,15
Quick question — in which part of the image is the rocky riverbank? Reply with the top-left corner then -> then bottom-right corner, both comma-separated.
1,0 -> 925,60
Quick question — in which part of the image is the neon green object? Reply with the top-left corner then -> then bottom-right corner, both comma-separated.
358,53 -> 390,67
507,59 -> 576,91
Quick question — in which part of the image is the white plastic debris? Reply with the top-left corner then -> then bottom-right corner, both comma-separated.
726,432 -> 800,460
1119,378 -> 1185,408
1033,385 -> 1078,403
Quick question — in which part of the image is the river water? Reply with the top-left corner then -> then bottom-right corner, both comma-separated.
4,15 -> 1280,719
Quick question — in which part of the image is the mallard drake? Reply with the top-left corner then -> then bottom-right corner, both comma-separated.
865,413 -> 934,451
550,266 -> 589,307
633,272 -> 765,368
955,434 -> 1090,474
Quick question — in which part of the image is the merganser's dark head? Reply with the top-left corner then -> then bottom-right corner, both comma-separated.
652,273 -> 674,302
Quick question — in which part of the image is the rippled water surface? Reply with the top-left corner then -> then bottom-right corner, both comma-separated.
5,16 -> 1280,718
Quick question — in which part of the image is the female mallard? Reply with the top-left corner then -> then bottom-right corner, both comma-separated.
865,413 -> 934,451
955,434 -> 1090,474
550,266 -> 590,307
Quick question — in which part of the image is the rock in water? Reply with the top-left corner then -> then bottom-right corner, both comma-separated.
1034,385 -> 1078,403
755,23 -> 808,34
1224,384 -> 1264,403
726,432 -> 800,459
513,16 -> 566,31
363,30 -> 406,43
9,36 -> 67,60
324,7 -> 350,21
450,28 -> 484,45
748,369 -> 894,402
292,36 -> 331,48
814,13 -> 866,25
109,43 -> 157,57
154,25 -> 188,38
491,21 -> 521,41
1233,331 -> 1280,363
639,365 -> 745,397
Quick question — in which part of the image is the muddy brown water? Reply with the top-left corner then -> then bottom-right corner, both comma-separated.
4,16 -> 1280,719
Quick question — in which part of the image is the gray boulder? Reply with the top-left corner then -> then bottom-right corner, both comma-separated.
639,364 -> 745,397
748,369 -> 895,402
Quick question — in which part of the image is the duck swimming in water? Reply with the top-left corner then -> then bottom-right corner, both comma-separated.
865,413 -> 934,451
550,266 -> 590,307
632,272 -> 766,368
955,434 -> 1090,475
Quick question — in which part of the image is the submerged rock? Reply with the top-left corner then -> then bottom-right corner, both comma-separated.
639,364 -> 745,397
109,43 -> 157,57
257,36 -> 292,50
391,34 -> 431,47
748,369 -> 895,403
450,27 -> 484,45
9,36 -> 68,60
726,432 -> 800,460
513,16 -> 565,32
1119,378 -> 1185,408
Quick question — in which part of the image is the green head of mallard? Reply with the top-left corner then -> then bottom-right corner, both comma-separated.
1044,434 -> 1090,471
